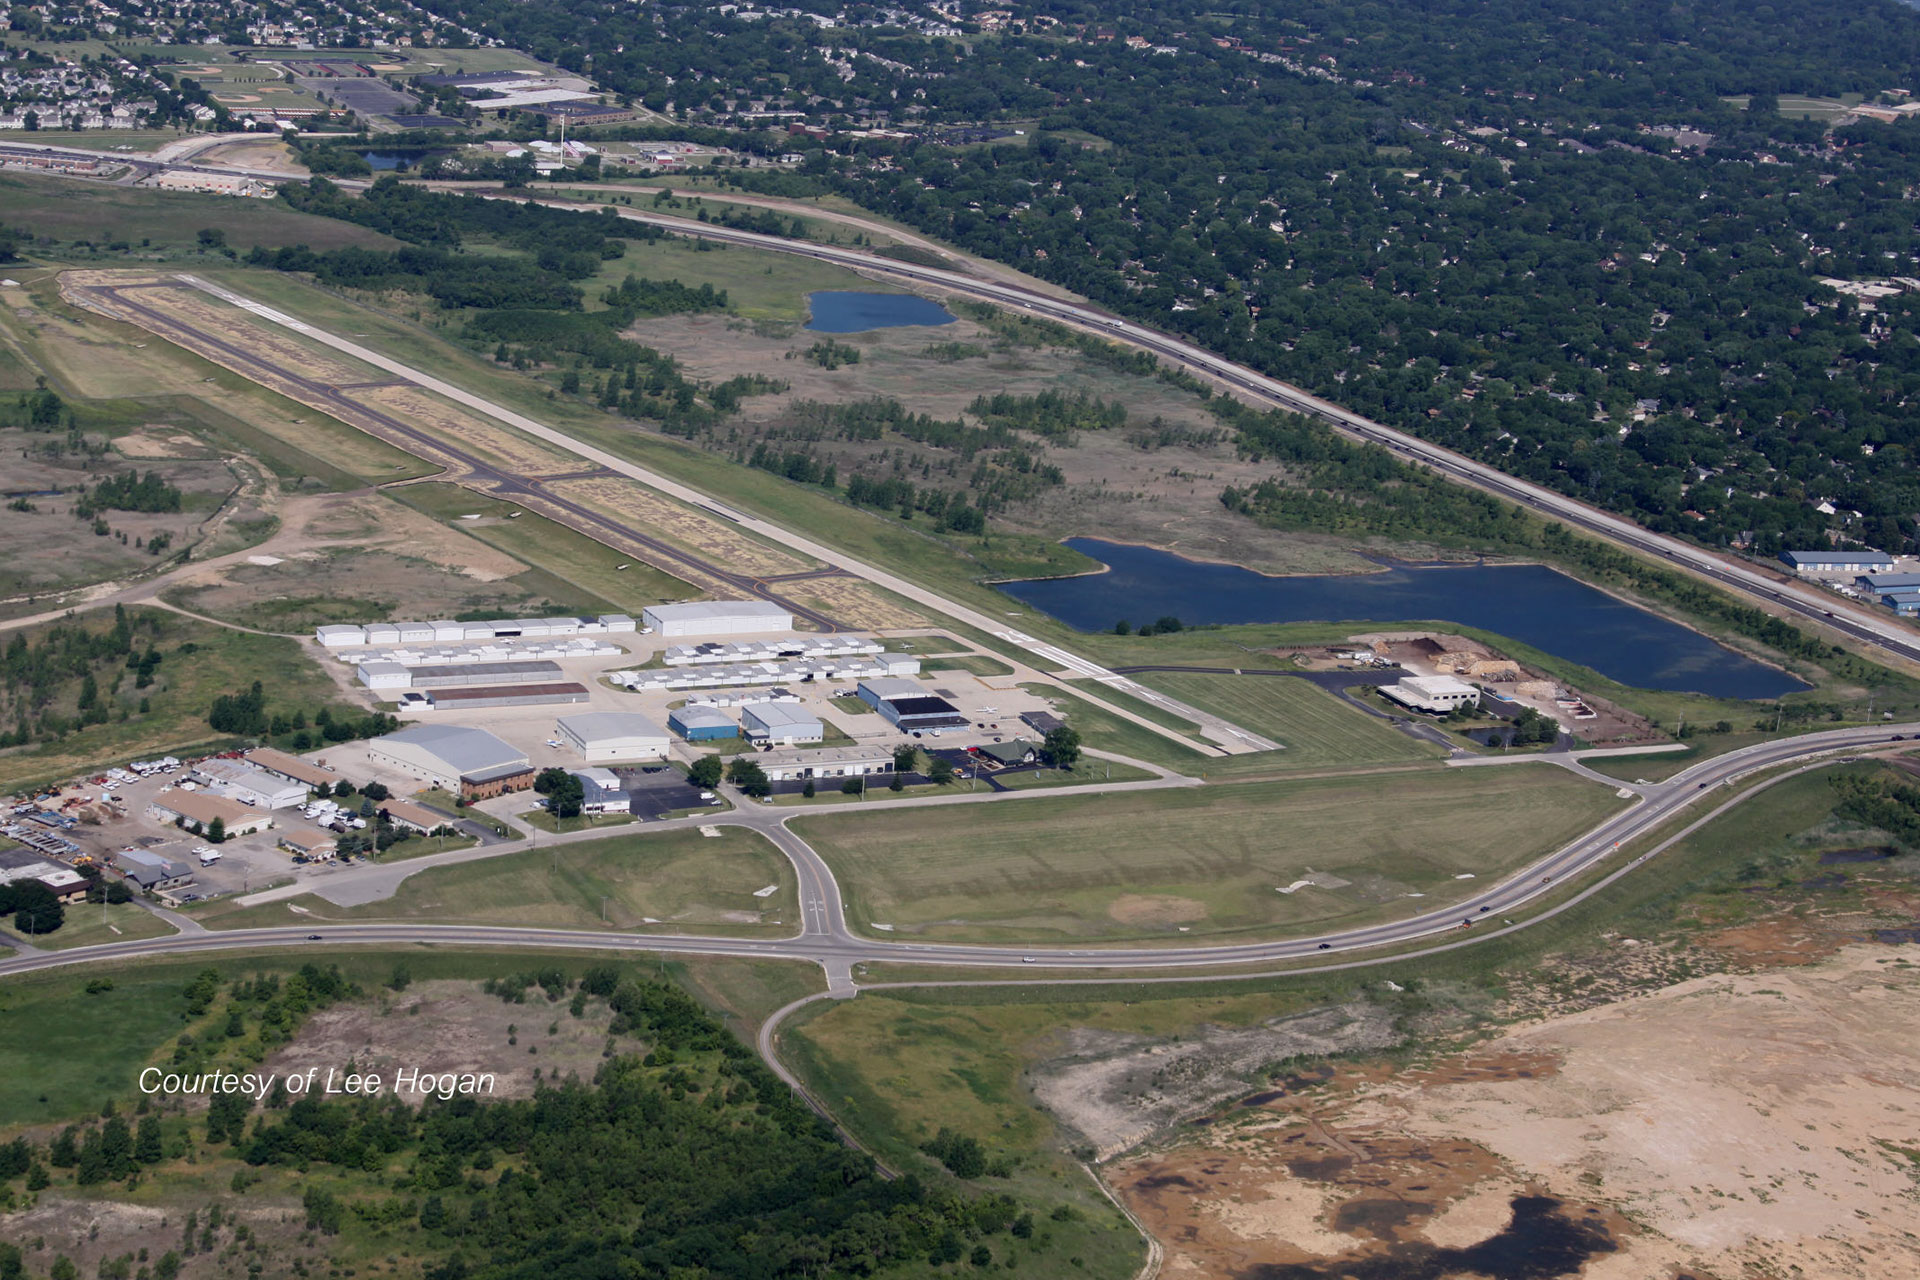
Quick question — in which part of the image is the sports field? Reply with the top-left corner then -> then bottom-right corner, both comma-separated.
209,828 -> 797,935
793,770 -> 1624,942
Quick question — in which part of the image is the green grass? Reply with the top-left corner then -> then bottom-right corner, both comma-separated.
588,233 -> 906,322
1141,672 -> 1447,770
792,769 -> 1624,943
0,901 -> 177,951
830,695 -> 876,716
920,654 -> 1017,677
217,827 -> 797,935
518,809 -> 637,834
389,482 -> 696,611
0,606 -> 342,795
7,172 -> 403,252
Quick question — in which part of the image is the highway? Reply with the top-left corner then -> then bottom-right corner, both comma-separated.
10,136 -> 1919,665
2,722 -> 1908,988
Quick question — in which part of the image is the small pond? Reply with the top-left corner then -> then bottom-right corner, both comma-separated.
804,291 -> 957,333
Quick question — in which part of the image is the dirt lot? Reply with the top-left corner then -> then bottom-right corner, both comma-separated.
1028,1003 -> 1401,1159
1112,945 -> 1920,1280
357,383 -> 575,474
262,978 -> 619,1102
778,574 -> 927,629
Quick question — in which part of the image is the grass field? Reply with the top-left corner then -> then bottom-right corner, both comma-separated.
1139,672 -> 1447,770
0,901 -> 177,951
792,769 -> 1624,942
0,607 -> 342,794
208,827 -> 797,935
389,482 -> 696,611
920,654 -> 1017,677
14,172 -> 402,252
589,234 -> 904,322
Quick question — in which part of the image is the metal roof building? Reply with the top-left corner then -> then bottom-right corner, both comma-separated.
669,706 -> 740,741
422,683 -> 590,710
1780,549 -> 1894,574
741,702 -> 824,745
189,759 -> 309,810
556,712 -> 671,761
368,725 -> 531,793
642,601 -> 795,637
756,745 -> 896,781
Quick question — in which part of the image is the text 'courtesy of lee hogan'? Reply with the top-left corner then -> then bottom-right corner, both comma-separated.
140,1067 -> 497,1101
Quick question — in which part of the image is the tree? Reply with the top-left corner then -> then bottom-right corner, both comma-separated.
928,755 -> 956,785
802,778 -> 816,798
892,744 -> 919,774
361,781 -> 389,801
726,758 -> 770,798
1041,726 -> 1082,771
841,777 -> 863,795
689,754 -> 725,788
11,882 -> 64,935
207,816 -> 227,844
135,1115 -> 163,1164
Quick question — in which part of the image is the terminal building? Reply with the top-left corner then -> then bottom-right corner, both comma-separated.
1379,674 -> 1481,715
742,703 -> 824,746
641,601 -> 794,637
367,725 -> 535,800
857,677 -> 970,732
555,712 -> 671,761
669,706 -> 740,742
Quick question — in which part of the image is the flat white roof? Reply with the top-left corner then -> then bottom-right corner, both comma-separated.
744,703 -> 823,729
644,601 -> 793,621
556,711 -> 669,743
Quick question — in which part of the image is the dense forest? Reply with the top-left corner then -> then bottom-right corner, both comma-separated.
0,965 -> 1049,1280
384,0 -> 1920,558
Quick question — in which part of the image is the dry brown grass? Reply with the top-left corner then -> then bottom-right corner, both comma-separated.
551,475 -> 818,575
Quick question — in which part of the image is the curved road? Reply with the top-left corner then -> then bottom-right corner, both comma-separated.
2,722 -> 1908,986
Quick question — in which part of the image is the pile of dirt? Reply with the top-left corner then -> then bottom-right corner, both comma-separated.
1028,1003 -> 1400,1159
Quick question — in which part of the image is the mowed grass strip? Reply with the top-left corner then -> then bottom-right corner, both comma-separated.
1139,672 -> 1446,770
794,770 -> 1624,943
219,828 -> 797,936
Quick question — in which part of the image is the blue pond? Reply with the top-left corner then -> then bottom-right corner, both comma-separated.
804,291 -> 957,333
1000,539 -> 1808,700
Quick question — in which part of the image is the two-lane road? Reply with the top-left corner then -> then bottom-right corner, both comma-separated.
3,722 -> 1908,984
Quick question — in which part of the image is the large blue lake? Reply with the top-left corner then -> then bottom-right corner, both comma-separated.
804,291 -> 957,333
1000,539 -> 1808,700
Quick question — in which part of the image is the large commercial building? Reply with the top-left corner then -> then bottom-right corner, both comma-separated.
857,678 -> 970,732
189,759 -> 309,810
367,725 -> 535,799
317,614 -> 636,648
147,790 -> 274,837
642,601 -> 794,637
756,745 -> 896,782
1379,674 -> 1481,714
669,706 -> 740,742
1856,572 -> 1920,592
742,703 -> 824,746
555,712 -> 671,761
422,683 -> 590,710
1780,549 -> 1895,575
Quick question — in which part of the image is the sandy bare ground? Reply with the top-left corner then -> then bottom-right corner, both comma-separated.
1115,944 -> 1920,1280
1029,1003 -> 1400,1159
550,474 -> 817,576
